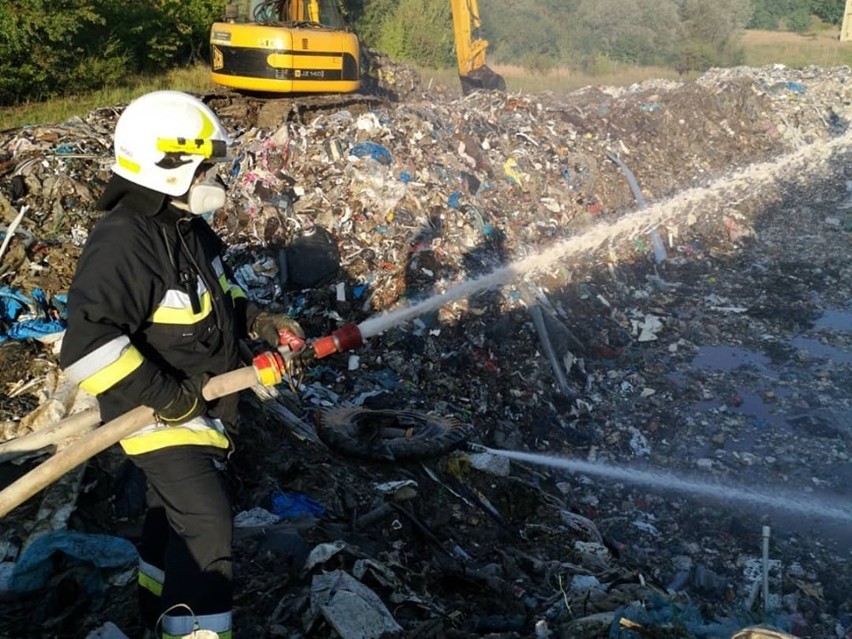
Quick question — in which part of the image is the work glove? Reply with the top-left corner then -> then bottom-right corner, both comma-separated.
251,312 -> 305,352
155,374 -> 209,426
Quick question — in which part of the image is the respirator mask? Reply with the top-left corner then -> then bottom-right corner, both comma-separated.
186,164 -> 227,217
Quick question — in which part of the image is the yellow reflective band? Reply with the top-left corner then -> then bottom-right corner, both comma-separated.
116,155 -> 141,174
218,273 -> 247,300
150,291 -> 213,325
138,571 -> 163,597
163,633 -> 231,639
120,427 -> 229,455
79,344 -> 145,396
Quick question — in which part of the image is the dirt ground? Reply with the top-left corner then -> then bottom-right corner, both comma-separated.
1,64 -> 851,639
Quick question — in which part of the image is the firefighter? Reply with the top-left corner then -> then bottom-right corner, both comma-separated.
59,90 -> 303,639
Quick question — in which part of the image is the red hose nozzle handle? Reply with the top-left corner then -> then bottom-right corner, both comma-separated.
312,323 -> 363,359
277,328 -> 306,354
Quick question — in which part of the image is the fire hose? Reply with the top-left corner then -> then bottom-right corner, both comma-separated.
0,323 -> 364,518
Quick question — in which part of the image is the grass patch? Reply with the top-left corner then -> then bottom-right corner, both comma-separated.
0,64 -> 216,131
415,63 -> 685,97
742,28 -> 852,68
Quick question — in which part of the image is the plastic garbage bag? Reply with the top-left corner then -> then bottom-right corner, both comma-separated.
610,596 -> 793,639
270,490 -> 326,519
309,570 -> 402,639
0,286 -> 66,343
280,225 -> 340,290
8,530 -> 138,597
350,141 -> 393,166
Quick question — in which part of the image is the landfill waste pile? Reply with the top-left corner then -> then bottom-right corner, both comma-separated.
1,63 -> 851,639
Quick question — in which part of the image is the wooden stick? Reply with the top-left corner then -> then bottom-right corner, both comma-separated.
0,366 -> 259,518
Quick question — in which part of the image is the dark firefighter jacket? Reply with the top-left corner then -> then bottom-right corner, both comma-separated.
59,175 -> 259,455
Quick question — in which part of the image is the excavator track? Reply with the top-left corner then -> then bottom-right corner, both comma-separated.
203,90 -> 389,129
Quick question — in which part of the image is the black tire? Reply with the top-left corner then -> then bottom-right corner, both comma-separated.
318,408 -> 472,461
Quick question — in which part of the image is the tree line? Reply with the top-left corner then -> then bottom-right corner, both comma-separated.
0,0 -> 847,107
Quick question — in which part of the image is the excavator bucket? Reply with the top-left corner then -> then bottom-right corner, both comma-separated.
459,64 -> 506,96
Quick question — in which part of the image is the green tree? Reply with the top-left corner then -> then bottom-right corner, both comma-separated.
811,0 -> 844,24
747,0 -> 812,29
0,0 -> 224,106
479,0 -> 574,66
571,0 -> 682,66
675,0 -> 752,71
0,0 -> 123,105
354,0 -> 398,50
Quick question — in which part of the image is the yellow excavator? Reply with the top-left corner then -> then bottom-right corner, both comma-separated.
209,0 -> 505,96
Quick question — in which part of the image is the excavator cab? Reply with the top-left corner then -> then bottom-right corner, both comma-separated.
210,0 -> 361,94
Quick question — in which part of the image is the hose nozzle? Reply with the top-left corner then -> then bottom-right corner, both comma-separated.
311,323 -> 363,359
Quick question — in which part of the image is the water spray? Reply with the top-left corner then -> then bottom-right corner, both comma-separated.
483,448 -> 852,524
353,130 -> 852,339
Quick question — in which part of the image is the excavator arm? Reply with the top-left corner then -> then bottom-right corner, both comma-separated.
450,0 -> 505,95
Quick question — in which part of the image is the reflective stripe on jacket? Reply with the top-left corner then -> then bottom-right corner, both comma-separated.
60,176 -> 255,454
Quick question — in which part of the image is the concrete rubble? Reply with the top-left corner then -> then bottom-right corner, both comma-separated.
1,64 -> 851,638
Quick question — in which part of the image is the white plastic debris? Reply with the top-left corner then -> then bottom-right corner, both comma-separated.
574,541 -> 610,558
233,507 -> 280,528
304,540 -> 346,572
84,622 -> 129,639
468,451 -> 511,476
743,556 -> 782,611
308,570 -> 402,639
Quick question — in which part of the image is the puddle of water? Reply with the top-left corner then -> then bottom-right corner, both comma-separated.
695,389 -> 789,434
814,308 -> 852,332
694,391 -> 787,429
789,337 -> 852,365
690,345 -> 776,375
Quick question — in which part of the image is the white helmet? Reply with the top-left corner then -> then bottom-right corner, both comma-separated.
112,90 -> 231,197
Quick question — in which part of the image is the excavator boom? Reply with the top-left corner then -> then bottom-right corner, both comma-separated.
450,0 -> 504,95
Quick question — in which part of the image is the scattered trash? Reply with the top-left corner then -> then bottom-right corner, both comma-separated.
307,569 -> 402,639
318,407 -> 471,461
5,530 -> 137,597
1,63 -> 851,638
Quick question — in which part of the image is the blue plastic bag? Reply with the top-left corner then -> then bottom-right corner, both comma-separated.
270,491 -> 326,519
9,531 -> 138,596
351,141 -> 393,166
0,286 -> 66,343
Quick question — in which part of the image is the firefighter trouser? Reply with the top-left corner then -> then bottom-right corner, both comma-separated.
130,445 -> 233,638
